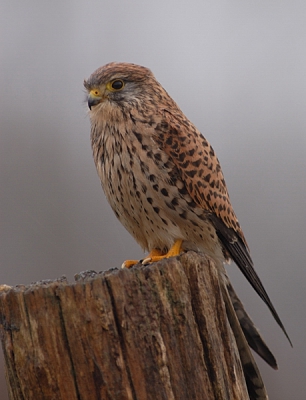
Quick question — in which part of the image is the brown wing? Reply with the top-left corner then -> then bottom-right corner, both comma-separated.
154,109 -> 292,346
158,109 -> 247,242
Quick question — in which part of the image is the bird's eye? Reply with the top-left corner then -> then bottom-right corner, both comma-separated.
111,79 -> 124,90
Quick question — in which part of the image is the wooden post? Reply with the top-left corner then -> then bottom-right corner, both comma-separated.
0,252 -> 267,400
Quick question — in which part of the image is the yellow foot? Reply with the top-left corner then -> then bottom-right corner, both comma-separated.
121,240 -> 183,268
122,249 -> 163,269
121,260 -> 140,269
142,239 -> 183,265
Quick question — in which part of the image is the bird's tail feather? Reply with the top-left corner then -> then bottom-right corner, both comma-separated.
220,274 -> 269,400
225,277 -> 278,370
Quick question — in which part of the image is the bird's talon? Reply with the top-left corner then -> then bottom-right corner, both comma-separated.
122,260 -> 139,269
142,257 -> 152,265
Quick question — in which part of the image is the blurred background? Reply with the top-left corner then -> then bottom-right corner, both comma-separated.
1,0 -> 305,398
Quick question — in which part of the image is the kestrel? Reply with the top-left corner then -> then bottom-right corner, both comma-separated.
84,62 -> 291,374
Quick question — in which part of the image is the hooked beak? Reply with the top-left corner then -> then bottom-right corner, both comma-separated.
87,89 -> 104,110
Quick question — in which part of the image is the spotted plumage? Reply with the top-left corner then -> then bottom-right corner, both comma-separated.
84,63 -> 291,396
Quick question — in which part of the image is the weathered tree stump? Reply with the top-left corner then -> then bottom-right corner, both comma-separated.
0,252 -> 266,399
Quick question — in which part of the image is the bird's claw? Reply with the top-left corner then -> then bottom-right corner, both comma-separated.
142,257 -> 152,265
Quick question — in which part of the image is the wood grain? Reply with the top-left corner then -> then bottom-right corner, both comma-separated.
0,253 -> 256,399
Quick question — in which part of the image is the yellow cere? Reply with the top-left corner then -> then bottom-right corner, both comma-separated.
90,89 -> 102,98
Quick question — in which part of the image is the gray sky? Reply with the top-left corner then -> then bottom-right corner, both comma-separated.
1,1 -> 305,398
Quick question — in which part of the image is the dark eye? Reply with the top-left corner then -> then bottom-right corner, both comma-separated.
111,80 -> 124,90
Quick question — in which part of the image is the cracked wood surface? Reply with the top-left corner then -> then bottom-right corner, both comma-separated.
0,252 -> 251,400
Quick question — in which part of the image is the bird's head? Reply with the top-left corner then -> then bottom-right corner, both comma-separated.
84,62 -> 162,111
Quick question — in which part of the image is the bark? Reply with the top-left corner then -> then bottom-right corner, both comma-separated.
0,252 -> 254,400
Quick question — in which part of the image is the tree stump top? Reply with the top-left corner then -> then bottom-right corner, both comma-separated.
0,252 -> 267,400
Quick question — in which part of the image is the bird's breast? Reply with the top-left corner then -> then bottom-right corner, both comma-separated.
91,119 -> 224,261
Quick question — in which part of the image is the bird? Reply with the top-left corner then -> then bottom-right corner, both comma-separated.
84,62 -> 291,387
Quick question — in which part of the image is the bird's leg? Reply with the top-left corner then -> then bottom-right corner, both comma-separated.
122,248 -> 163,269
142,239 -> 183,264
122,240 -> 183,268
